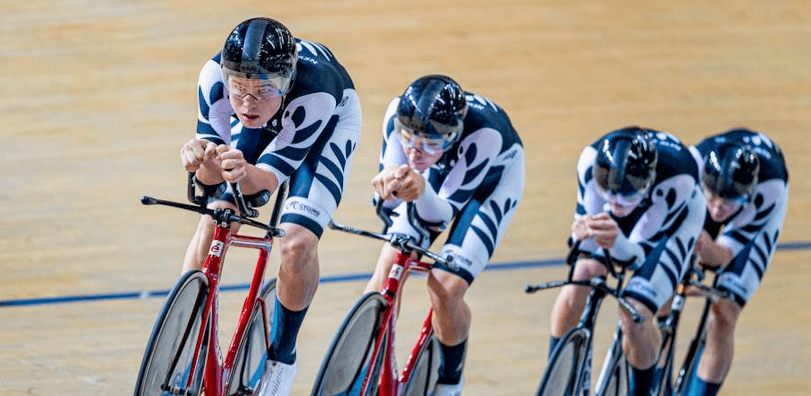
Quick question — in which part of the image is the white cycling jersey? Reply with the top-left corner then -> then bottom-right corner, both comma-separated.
690,128 -> 789,306
195,38 -> 362,237
378,93 -> 525,283
574,130 -> 706,312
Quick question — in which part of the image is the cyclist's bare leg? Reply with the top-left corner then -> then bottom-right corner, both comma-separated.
549,258 -> 607,338
181,200 -> 241,273
276,223 -> 320,310
364,243 -> 399,293
619,298 -> 660,396
428,269 -> 471,386
264,223 -> 320,367
697,298 -> 741,383
427,270 -> 471,345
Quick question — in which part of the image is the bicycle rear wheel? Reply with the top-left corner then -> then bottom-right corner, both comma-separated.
310,292 -> 389,396
535,328 -> 589,396
133,270 -> 210,396
226,278 -> 278,396
402,331 -> 441,396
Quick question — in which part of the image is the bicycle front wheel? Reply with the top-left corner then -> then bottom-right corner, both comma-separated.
402,331 -> 440,396
311,292 -> 389,396
226,278 -> 278,396
536,328 -> 589,396
133,270 -> 211,396
598,349 -> 628,396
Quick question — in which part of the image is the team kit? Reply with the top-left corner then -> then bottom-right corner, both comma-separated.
140,17 -> 790,396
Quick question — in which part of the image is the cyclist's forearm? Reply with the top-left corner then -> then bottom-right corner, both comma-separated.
195,163 -> 225,186
240,164 -> 279,195
609,232 -> 644,270
414,184 -> 453,225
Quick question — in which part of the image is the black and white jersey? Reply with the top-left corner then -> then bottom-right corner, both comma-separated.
195,38 -> 360,188
690,129 -> 789,305
194,38 -> 362,237
379,93 -> 525,282
574,130 -> 706,311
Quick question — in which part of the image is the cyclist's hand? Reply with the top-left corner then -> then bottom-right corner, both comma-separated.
387,165 -> 425,201
372,165 -> 425,201
372,167 -> 396,200
694,230 -> 712,258
217,145 -> 248,183
181,139 -> 217,172
588,212 -> 619,248
572,217 -> 591,241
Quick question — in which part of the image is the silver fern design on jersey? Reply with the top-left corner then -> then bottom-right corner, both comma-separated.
471,197 -> 519,257
316,139 -> 357,203
259,104 -> 323,177
197,81 -> 227,144
729,192 -> 779,278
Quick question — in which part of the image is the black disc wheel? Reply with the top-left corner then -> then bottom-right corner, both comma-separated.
310,292 -> 389,396
600,350 -> 628,396
535,329 -> 589,396
402,331 -> 440,396
133,270 -> 211,396
226,279 -> 278,396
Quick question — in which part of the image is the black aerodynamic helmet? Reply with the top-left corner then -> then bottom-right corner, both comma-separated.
395,75 -> 468,151
220,17 -> 298,94
592,126 -> 659,199
702,141 -> 760,201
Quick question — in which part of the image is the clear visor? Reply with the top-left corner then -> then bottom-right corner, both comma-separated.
394,119 -> 455,155
704,187 -> 748,207
222,67 -> 292,100
602,189 -> 646,209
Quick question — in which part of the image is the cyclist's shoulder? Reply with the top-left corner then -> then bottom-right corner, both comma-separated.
288,38 -> 355,99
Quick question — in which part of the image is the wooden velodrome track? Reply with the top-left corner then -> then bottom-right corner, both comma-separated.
2,0 -> 810,395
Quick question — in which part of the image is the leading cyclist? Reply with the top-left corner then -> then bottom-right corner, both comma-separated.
549,126 -> 706,396
179,17 -> 361,396
368,75 -> 525,396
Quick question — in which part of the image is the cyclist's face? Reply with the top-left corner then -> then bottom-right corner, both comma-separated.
395,125 -> 446,171
404,138 -> 444,172
602,190 -> 644,218
705,190 -> 743,222
227,76 -> 283,128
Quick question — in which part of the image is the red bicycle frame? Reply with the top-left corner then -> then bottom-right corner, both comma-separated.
187,220 -> 277,396
361,250 -> 436,396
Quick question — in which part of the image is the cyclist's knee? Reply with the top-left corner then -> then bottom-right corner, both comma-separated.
279,224 -> 319,265
620,299 -> 656,340
427,270 -> 469,308
572,258 -> 608,281
708,299 -> 741,336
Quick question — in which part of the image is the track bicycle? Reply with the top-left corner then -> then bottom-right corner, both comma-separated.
133,172 -> 287,396
310,220 -> 454,396
525,240 -> 643,396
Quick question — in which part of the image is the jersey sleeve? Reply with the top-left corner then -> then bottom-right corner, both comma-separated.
379,98 -> 409,170
571,146 -> 604,254
195,59 -> 233,145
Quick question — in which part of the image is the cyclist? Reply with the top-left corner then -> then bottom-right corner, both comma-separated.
368,74 -> 525,395
179,17 -> 361,395
685,127 -> 789,396
549,126 -> 706,396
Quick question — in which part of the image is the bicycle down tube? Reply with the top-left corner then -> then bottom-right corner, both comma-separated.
136,174 -> 287,396
324,220 -> 450,396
